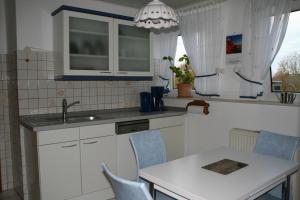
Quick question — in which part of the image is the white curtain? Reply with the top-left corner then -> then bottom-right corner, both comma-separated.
153,29 -> 178,92
237,0 -> 292,98
178,0 -> 224,96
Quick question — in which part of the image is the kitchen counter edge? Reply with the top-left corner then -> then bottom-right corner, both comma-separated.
20,107 -> 186,132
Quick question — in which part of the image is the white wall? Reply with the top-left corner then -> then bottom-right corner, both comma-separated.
5,0 -> 17,53
15,0 -> 138,51
165,98 -> 300,155
0,0 -> 18,54
0,0 -> 7,54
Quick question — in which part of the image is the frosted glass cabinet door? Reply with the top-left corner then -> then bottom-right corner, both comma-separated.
114,20 -> 153,76
64,12 -> 114,75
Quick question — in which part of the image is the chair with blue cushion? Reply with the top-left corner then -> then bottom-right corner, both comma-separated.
101,163 -> 153,200
130,130 -> 175,200
254,130 -> 299,200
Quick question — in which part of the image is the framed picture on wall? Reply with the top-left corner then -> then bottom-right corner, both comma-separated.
226,34 -> 242,63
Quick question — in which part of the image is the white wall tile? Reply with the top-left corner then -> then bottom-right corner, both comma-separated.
38,89 -> 47,98
47,89 -> 56,98
38,70 -> 48,79
14,50 -> 152,117
28,70 -> 37,79
18,69 -> 28,80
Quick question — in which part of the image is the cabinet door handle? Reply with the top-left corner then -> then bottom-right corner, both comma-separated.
99,72 -> 111,74
118,72 -> 128,74
61,144 -> 77,148
83,141 -> 98,145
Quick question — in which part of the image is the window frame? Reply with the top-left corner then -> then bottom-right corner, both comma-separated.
270,9 -> 300,93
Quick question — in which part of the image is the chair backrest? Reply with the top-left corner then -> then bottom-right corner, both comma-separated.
101,163 -> 153,200
130,130 -> 167,170
254,130 -> 299,160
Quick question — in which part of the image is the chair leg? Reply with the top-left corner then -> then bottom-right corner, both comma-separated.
283,176 -> 291,200
282,183 -> 285,200
149,182 -> 155,197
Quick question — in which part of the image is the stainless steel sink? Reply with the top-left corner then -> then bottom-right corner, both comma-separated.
65,115 -> 100,123
27,114 -> 116,126
29,115 -> 100,126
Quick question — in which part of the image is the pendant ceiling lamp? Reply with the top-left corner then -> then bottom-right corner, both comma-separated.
135,0 -> 179,29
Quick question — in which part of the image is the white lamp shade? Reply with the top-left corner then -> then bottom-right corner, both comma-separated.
135,0 -> 179,29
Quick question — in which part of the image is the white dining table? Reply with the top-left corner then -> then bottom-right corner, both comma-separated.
139,147 -> 299,200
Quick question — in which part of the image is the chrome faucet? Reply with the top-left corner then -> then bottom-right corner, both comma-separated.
62,98 -> 80,122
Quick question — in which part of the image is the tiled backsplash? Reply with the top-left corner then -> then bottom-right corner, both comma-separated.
16,50 -> 153,115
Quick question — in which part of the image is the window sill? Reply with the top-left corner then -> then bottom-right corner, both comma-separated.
164,96 -> 300,108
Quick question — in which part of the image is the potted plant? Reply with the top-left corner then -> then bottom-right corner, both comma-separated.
163,55 -> 195,98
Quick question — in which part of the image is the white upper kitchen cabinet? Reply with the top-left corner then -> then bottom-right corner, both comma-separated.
114,19 -> 153,77
53,9 -> 153,79
53,10 -> 114,77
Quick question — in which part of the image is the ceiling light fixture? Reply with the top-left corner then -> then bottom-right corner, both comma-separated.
135,0 -> 179,29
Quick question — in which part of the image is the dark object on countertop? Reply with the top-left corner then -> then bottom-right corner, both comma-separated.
151,86 -> 167,111
279,92 -> 297,104
186,100 -> 209,115
140,92 -> 154,112
202,159 -> 248,175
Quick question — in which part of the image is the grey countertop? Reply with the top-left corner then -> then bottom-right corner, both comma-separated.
20,107 -> 186,132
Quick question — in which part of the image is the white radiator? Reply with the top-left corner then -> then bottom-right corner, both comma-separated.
229,128 -> 259,152
229,128 -> 300,200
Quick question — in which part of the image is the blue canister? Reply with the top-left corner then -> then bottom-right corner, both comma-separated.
140,92 -> 154,112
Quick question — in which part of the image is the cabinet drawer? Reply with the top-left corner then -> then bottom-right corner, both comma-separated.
80,124 -> 115,139
150,116 -> 184,129
38,128 -> 79,145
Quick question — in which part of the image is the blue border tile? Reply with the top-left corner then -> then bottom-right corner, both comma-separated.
55,75 -> 152,81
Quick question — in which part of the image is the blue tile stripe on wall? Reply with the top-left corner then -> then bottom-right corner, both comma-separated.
56,76 -> 153,81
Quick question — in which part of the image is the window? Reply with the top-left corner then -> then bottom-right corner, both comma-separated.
271,11 -> 300,93
174,36 -> 187,66
173,36 -> 188,88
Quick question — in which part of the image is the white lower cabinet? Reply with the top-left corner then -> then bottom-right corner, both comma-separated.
159,125 -> 185,161
80,136 -> 117,194
150,116 -> 185,161
39,141 -> 82,200
37,124 -> 116,200
117,133 -> 138,181
36,117 -> 184,200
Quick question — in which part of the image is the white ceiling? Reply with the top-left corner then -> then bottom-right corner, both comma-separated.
96,0 -> 205,9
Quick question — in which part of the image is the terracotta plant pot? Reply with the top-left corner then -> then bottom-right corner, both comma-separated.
177,83 -> 192,98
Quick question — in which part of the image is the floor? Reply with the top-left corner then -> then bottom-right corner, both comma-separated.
0,191 -> 115,200
0,191 -> 21,200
